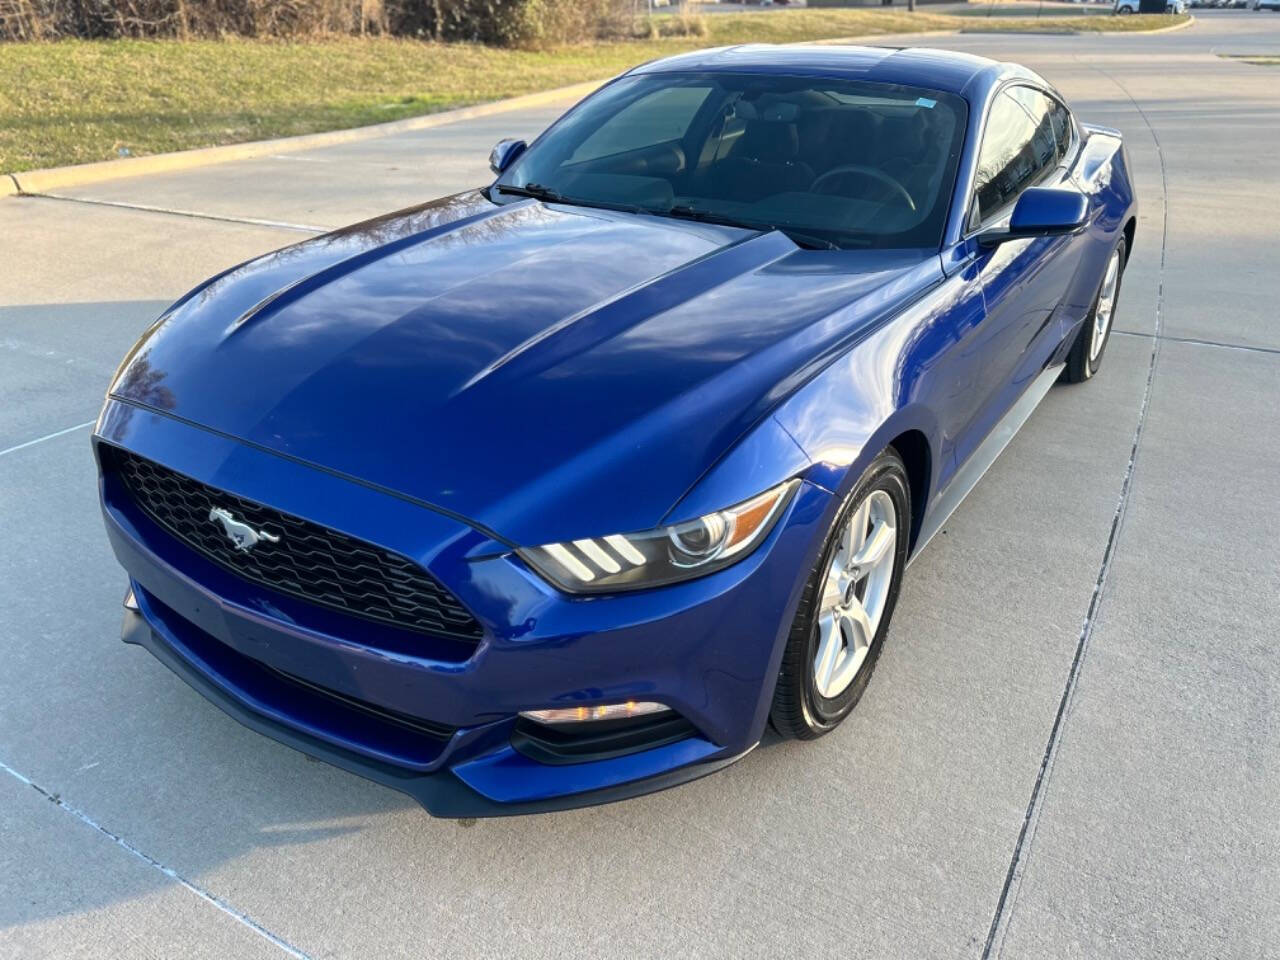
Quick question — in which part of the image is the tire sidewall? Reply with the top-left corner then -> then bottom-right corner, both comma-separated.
799,453 -> 911,733
1085,237 -> 1126,378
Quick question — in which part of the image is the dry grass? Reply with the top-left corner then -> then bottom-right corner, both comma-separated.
0,9 -> 1189,172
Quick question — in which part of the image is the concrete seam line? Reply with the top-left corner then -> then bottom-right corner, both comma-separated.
1,173 -> 18,196
1113,329 -> 1280,356
0,757 -> 315,960
29,192 -> 327,234
982,59 -> 1170,960
9,78 -> 605,194
0,419 -> 97,458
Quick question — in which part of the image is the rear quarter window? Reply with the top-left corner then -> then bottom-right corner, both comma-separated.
1047,96 -> 1075,163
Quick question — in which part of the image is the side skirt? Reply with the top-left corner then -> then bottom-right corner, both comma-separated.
908,362 -> 1065,566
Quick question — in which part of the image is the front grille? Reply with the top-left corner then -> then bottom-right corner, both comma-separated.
106,447 -> 483,642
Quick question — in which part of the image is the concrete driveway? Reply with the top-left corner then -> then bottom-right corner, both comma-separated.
2,14 -> 1277,959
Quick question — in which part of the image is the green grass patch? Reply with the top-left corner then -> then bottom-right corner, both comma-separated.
0,9 -> 1188,173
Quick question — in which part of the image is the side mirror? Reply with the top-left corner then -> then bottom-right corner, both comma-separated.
489,138 -> 527,175
977,187 -> 1089,248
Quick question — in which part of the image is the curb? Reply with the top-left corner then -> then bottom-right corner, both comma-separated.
959,27 -> 1077,34
9,79 -> 604,195
959,13 -> 1192,36
1129,13 -> 1195,34
808,29 -> 960,45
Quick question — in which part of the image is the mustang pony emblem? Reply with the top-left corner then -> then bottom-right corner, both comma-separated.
208,507 -> 281,553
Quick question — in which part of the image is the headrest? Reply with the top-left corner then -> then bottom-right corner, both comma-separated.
732,100 -> 799,123
738,119 -> 800,163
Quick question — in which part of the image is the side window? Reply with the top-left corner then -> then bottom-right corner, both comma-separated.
569,86 -> 711,163
972,88 -> 1057,225
1046,95 -> 1074,163
1010,87 -> 1058,172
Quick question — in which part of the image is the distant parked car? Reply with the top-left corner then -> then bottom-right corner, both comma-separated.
1114,0 -> 1184,11
1254,0 -> 1280,10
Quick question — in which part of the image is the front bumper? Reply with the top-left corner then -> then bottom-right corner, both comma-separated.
120,599 -> 753,817
97,400 -> 830,816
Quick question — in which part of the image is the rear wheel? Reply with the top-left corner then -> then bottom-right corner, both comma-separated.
770,449 -> 910,740
1063,237 -> 1126,384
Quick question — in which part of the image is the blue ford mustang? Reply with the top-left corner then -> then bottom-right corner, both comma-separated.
96,44 -> 1135,816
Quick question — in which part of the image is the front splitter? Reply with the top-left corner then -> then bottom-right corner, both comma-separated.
122,607 -> 754,818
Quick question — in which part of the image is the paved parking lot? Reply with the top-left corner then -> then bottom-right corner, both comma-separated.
2,13 -> 1278,959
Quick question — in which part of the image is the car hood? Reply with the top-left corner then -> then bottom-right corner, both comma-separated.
111,191 -> 940,545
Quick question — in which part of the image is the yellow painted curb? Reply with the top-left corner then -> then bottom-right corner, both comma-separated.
10,79 -> 604,194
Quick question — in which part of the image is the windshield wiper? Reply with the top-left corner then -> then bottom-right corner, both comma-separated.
493,182 -> 647,217
493,182 -> 566,203
660,205 -> 840,251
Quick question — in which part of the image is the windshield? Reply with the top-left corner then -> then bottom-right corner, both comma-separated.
495,71 -> 968,250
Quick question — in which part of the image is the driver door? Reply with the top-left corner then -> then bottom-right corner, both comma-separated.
949,85 -> 1083,469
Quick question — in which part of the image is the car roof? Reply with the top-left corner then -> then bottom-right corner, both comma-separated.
630,44 -> 1038,101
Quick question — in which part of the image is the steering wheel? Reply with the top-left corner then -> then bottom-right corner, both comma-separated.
811,164 -> 917,212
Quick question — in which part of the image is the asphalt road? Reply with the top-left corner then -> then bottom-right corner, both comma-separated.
2,14 -> 1278,960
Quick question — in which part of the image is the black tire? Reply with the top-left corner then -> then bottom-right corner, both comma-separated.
1063,236 -> 1127,384
769,449 -> 911,740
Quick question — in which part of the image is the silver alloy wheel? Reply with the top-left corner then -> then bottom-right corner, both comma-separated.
1090,249 -> 1122,363
813,489 -> 897,700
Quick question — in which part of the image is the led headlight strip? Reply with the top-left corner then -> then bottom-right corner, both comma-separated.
520,479 -> 799,593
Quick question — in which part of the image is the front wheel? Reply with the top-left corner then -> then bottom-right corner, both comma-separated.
1063,237 -> 1126,383
770,449 -> 911,740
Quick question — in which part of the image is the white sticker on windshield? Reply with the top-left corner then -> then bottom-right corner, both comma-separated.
916,97 -> 937,109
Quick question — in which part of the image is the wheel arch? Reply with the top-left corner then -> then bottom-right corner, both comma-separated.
788,396 -> 942,556
887,429 -> 931,553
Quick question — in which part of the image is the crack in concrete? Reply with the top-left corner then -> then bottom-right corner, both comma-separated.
0,756 -> 315,960
982,61 -> 1171,960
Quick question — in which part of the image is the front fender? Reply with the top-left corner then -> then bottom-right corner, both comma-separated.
666,258 -> 966,562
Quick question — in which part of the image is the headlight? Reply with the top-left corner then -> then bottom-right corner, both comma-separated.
519,479 -> 799,593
